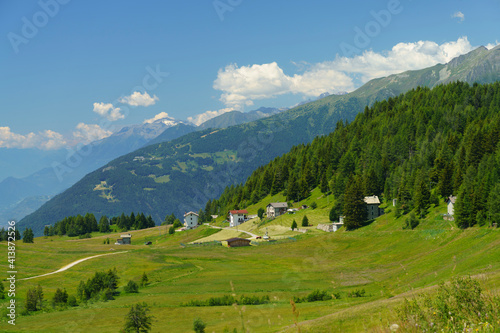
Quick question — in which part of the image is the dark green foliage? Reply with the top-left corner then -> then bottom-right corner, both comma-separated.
329,205 -> 339,222
172,219 -> 183,229
343,176 -> 366,230
310,202 -> 317,209
77,268 -> 119,301
52,288 -> 68,307
52,212 -> 154,237
413,172 -> 431,218
98,216 -> 110,233
257,207 -> 265,220
291,220 -> 297,230
0,282 -> 4,299
348,289 -> 366,298
168,226 -> 175,235
141,272 -> 149,287
487,182 -> 500,226
25,285 -> 43,312
123,302 -> 153,333
193,318 -> 206,333
182,294 -> 270,307
163,213 -> 176,226
43,226 -> 49,237
67,295 -> 77,307
22,227 -> 34,243
301,215 -> 309,227
403,212 -> 419,230
124,280 -> 139,293
293,289 -> 337,303
396,276 -> 500,332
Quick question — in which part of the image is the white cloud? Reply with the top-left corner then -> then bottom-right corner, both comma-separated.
452,11 -> 465,22
72,123 -> 113,144
486,41 -> 499,50
144,112 -> 173,124
119,91 -> 159,107
213,37 -> 475,108
0,127 -> 66,150
187,108 -> 234,126
93,102 -> 124,121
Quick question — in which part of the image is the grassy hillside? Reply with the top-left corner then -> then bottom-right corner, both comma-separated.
2,193 -> 499,332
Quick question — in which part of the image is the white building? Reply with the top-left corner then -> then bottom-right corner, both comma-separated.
183,212 -> 199,229
447,195 -> 457,216
228,210 -> 248,228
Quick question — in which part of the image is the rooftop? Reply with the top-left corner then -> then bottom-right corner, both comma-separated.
268,202 -> 288,208
229,210 -> 248,214
364,195 -> 381,205
184,211 -> 199,217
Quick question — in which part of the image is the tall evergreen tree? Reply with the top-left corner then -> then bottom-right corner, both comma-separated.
343,176 -> 366,230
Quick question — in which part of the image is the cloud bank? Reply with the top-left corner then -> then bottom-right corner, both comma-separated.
212,37 -> 474,110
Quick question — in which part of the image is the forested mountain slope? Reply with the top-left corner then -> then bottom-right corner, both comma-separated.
204,82 -> 500,230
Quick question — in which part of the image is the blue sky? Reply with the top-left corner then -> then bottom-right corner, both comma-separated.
0,0 -> 499,150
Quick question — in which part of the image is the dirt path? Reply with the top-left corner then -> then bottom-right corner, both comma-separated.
19,251 -> 129,281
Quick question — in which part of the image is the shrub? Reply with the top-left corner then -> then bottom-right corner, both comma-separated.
403,212 -> 419,230
124,280 -> 139,293
348,288 -> 366,298
193,318 -> 206,333
396,276 -> 500,332
291,220 -> 297,230
310,202 -> 317,209
67,295 -> 78,307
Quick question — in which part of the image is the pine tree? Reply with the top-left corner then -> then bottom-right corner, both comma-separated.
123,302 -> 153,333
487,183 -> 500,226
291,220 -> 297,230
343,176 -> 366,230
301,215 -> 309,227
414,172 -> 431,218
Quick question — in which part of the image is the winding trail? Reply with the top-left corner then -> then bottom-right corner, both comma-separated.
19,251 -> 129,281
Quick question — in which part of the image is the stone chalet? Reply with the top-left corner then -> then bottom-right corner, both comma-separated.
266,202 -> 288,218
116,233 -> 131,245
184,211 -> 199,229
364,195 -> 384,220
228,210 -> 248,228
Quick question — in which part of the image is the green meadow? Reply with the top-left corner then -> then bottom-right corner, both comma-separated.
1,193 -> 499,332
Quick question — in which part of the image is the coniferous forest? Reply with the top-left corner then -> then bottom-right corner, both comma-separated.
204,82 -> 500,230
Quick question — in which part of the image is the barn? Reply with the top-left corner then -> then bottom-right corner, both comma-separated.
221,237 -> 252,248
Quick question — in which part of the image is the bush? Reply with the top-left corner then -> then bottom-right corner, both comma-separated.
403,212 -> 419,230
293,290 -> 337,303
310,202 -> 317,209
291,220 -> 297,230
348,289 -> 366,298
124,280 -> 139,293
396,276 -> 500,332
173,219 -> 183,229
193,318 -> 206,333
67,295 -> 78,307
168,226 -> 175,235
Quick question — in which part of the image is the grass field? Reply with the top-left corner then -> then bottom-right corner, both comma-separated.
1,194 -> 499,332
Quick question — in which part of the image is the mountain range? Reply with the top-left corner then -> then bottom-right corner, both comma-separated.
19,46 -> 500,235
